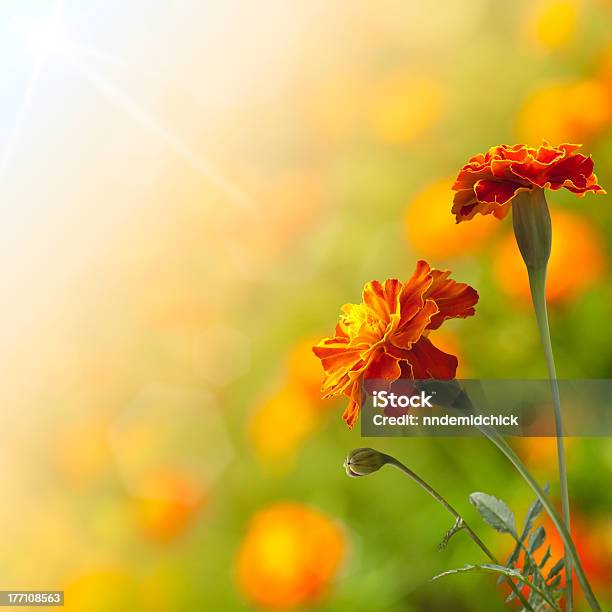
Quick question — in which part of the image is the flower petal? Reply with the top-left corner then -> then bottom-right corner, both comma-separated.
474,179 -> 524,205
424,270 -> 479,330
451,142 -> 604,223
364,351 -> 402,381
397,260 -> 434,327
405,337 -> 458,379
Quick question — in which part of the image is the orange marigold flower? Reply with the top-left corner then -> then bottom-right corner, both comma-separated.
452,142 -> 605,223
313,260 -> 478,427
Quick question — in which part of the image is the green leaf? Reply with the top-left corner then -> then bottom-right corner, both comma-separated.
539,545 -> 551,568
522,484 -> 549,539
469,492 -> 516,535
497,486 -> 549,585
547,558 -> 565,581
523,556 -> 535,578
438,517 -> 465,550
528,526 -> 546,554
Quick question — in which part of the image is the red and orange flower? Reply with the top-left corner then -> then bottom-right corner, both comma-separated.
452,142 -> 604,222
313,260 -> 478,427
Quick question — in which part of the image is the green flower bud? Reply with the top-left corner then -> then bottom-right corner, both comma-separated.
344,448 -> 388,477
511,188 -> 552,273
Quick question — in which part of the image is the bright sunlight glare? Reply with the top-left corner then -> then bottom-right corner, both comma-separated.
22,19 -> 67,57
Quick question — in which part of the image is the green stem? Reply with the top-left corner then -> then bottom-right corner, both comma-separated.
511,189 -> 574,611
527,266 -> 573,611
383,454 -> 535,611
477,427 -> 600,611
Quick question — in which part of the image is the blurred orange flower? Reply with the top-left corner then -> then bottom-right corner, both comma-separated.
494,209 -> 605,303
287,337 -> 326,403
249,336 -> 331,465
514,436 -> 574,472
404,177 -> 498,259
452,142 -> 604,222
517,80 -> 612,145
132,470 -> 204,543
500,511 -> 611,606
531,514 -> 610,591
236,503 -> 345,608
313,260 -> 478,427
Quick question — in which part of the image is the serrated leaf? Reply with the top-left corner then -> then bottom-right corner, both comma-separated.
529,526 -> 546,554
522,484 -> 549,538
469,492 -> 516,535
547,558 -> 565,580
539,545 -> 551,568
497,486 -> 549,585
438,517 -> 464,550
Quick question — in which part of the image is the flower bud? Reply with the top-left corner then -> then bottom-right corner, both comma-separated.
511,188 -> 552,272
344,448 -> 388,477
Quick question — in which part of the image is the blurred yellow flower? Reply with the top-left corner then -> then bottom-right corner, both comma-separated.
370,75 -> 444,144
236,503 -> 346,608
404,177 -> 498,259
494,209 -> 605,304
517,80 -> 612,144
250,336 -> 335,464
132,470 -> 204,543
249,385 -> 320,464
525,0 -> 581,50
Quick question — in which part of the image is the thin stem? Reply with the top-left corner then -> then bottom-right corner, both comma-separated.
511,189 -> 574,611
477,428 -> 600,611
382,454 -> 535,611
527,266 -> 573,611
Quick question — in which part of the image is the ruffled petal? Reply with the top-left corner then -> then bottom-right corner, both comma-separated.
474,179 -> 524,205
392,298 -> 438,347
342,381 -> 362,428
363,351 -> 402,382
313,337 -> 362,373
424,270 -> 479,330
451,142 -> 605,223
397,260 -> 434,325
405,337 -> 458,379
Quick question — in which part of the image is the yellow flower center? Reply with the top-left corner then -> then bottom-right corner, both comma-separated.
340,303 -> 386,340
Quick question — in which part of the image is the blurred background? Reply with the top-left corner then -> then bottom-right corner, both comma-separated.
0,0 -> 611,610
